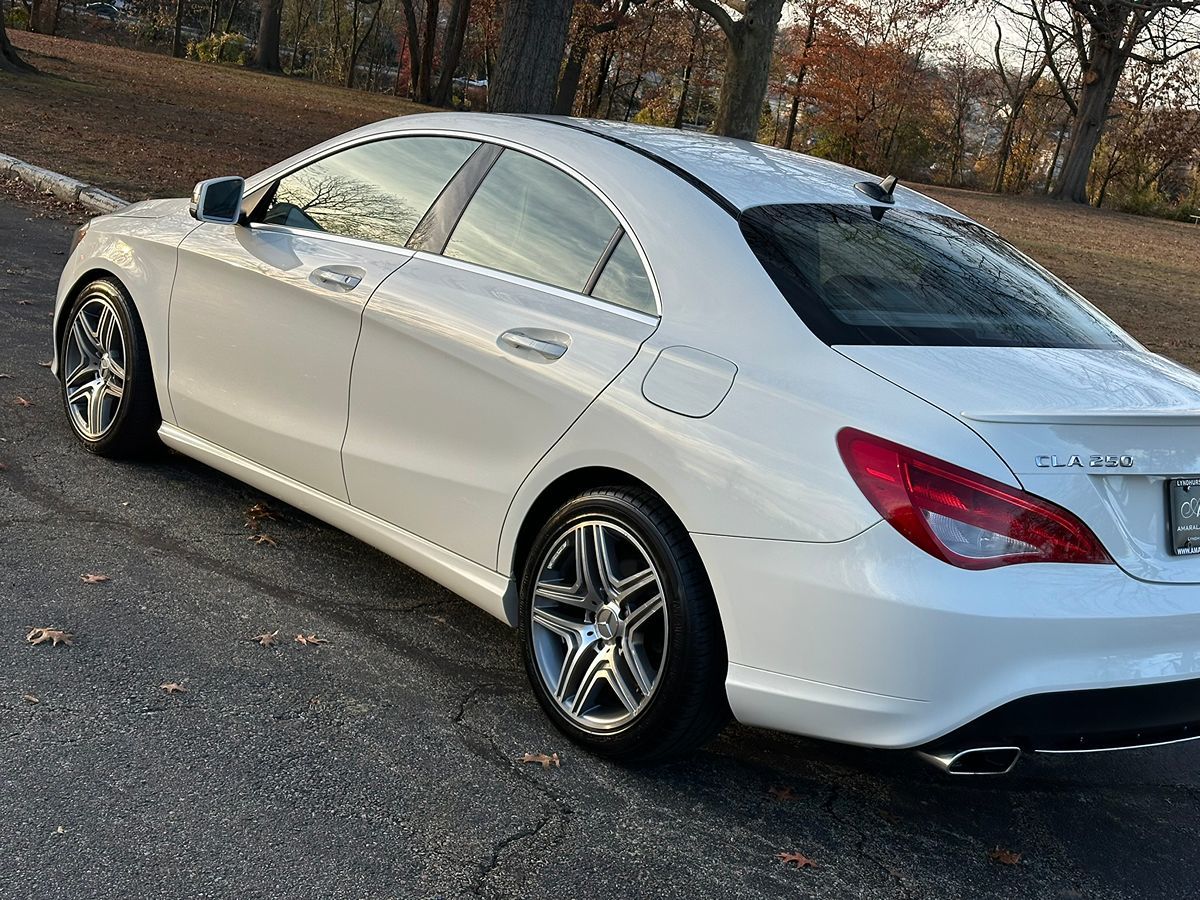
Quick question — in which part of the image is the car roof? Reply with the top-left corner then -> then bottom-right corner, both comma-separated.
281,112 -> 962,219
528,117 -> 960,217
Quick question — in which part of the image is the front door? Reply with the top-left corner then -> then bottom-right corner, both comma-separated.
167,134 -> 483,500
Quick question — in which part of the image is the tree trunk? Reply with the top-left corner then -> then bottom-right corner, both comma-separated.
29,0 -> 59,35
431,0 -> 471,107
554,30 -> 591,116
346,0 -> 380,89
783,4 -> 818,150
252,0 -> 284,72
172,0 -> 187,58
0,17 -> 35,73
416,0 -> 439,103
1051,31 -> 1128,202
397,0 -> 420,97
588,46 -> 614,116
673,15 -> 700,130
992,116 -> 1017,193
490,0 -> 575,113
694,0 -> 787,141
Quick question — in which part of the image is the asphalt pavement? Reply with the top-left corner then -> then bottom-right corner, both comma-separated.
3,192 -> 1200,900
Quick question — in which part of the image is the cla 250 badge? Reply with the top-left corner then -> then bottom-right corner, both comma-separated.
1035,454 -> 1134,469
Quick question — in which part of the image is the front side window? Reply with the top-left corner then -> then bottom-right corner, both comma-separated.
444,150 -> 619,293
741,204 -> 1132,349
261,136 -> 479,248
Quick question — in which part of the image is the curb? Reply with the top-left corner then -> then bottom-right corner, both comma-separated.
0,152 -> 129,214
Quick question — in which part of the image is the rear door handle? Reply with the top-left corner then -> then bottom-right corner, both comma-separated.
498,329 -> 569,361
313,268 -> 363,291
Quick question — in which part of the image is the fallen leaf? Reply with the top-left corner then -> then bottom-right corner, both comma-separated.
26,627 -> 73,647
0,373 -> 10,378
244,502 -> 278,530
768,785 -> 797,802
777,851 -> 817,870
22,693 -> 39,704
159,682 -> 187,696
294,633 -> 328,646
80,573 -> 110,584
53,826 -> 65,835
519,752 -> 561,769
248,534 -> 277,547
251,630 -> 279,647
38,360 -> 52,368
988,847 -> 1022,866
16,299 -> 30,305
14,396 -> 31,408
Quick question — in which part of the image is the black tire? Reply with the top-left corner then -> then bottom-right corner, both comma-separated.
519,487 -> 729,764
59,278 -> 160,458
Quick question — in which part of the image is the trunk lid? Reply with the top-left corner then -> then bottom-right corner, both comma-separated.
838,346 -> 1200,584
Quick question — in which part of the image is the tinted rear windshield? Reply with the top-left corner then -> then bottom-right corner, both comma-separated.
740,203 -> 1132,349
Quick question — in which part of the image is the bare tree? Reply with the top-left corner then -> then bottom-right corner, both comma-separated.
554,0 -> 633,116
936,46 -> 987,187
989,16 -> 1047,191
490,0 -> 576,112
686,0 -> 787,140
432,0 -> 474,106
1008,0 -> 1200,203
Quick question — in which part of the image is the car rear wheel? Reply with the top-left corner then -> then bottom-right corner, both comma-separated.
59,278 -> 159,457
519,487 -> 728,763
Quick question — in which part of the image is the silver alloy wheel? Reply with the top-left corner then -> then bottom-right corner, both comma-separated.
530,518 -> 669,731
63,293 -> 127,440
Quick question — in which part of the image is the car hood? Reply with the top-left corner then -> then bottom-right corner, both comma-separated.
110,197 -> 190,219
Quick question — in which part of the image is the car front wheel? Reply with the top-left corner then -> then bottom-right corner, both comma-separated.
59,278 -> 160,457
519,487 -> 728,763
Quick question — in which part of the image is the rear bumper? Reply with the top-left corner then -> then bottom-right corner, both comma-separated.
923,677 -> 1200,754
694,523 -> 1200,749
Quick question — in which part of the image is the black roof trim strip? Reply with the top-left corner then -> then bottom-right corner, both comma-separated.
519,116 -> 741,220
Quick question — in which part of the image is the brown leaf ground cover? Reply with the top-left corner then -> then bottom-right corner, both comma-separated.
1,32 -> 431,200
4,33 -> 1199,366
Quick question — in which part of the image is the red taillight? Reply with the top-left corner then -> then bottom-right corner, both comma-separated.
837,428 -> 1111,570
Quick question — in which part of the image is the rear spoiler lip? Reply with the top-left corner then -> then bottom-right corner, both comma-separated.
962,410 -> 1200,426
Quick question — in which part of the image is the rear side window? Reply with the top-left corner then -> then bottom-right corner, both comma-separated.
261,136 -> 479,248
591,234 -> 655,315
741,204 -> 1132,349
444,150 -> 618,293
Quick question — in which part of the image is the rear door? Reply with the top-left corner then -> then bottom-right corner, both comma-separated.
341,147 -> 659,567
168,135 -> 481,500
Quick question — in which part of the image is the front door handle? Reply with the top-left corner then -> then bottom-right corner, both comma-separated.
313,268 -> 363,291
498,329 -> 569,361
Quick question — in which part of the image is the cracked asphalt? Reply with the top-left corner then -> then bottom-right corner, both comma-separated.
3,192 -> 1200,900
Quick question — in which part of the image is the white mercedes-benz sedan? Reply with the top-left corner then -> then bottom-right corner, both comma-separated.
54,113 -> 1200,772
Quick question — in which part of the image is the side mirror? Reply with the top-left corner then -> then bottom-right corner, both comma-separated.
190,176 -> 245,225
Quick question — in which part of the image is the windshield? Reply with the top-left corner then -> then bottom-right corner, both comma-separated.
740,204 -> 1133,349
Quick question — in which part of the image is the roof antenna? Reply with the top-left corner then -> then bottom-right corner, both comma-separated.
854,174 -> 898,204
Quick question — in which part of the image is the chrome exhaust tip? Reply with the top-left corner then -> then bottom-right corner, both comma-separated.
918,746 -> 1022,775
